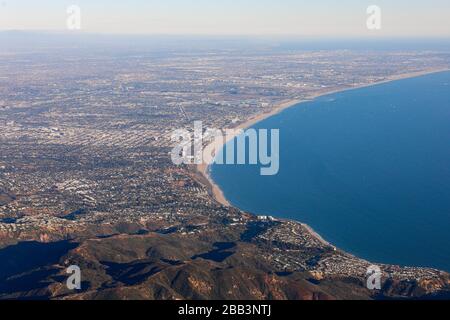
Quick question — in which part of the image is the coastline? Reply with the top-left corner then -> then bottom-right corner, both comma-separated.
195,97 -> 305,207
194,67 -> 450,246
196,67 -> 450,208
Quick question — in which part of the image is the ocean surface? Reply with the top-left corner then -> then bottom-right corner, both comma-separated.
211,71 -> 450,272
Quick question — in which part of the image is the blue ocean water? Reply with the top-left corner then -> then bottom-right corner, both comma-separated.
211,71 -> 450,271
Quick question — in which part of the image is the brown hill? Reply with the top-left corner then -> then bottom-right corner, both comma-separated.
1,224 -> 447,300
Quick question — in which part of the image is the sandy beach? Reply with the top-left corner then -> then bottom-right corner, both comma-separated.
195,67 -> 450,209
195,97 -> 305,207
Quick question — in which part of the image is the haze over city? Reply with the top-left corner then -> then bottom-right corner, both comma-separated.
1,0 -> 450,37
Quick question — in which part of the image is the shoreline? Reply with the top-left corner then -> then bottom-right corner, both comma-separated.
194,67 -> 450,242
195,97 -> 305,207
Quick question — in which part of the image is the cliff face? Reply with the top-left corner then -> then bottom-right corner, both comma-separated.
0,218 -> 448,300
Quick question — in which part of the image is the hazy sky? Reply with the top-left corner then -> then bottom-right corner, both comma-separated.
0,0 -> 449,37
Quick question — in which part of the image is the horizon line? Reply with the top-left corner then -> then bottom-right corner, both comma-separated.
2,30 -> 450,40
